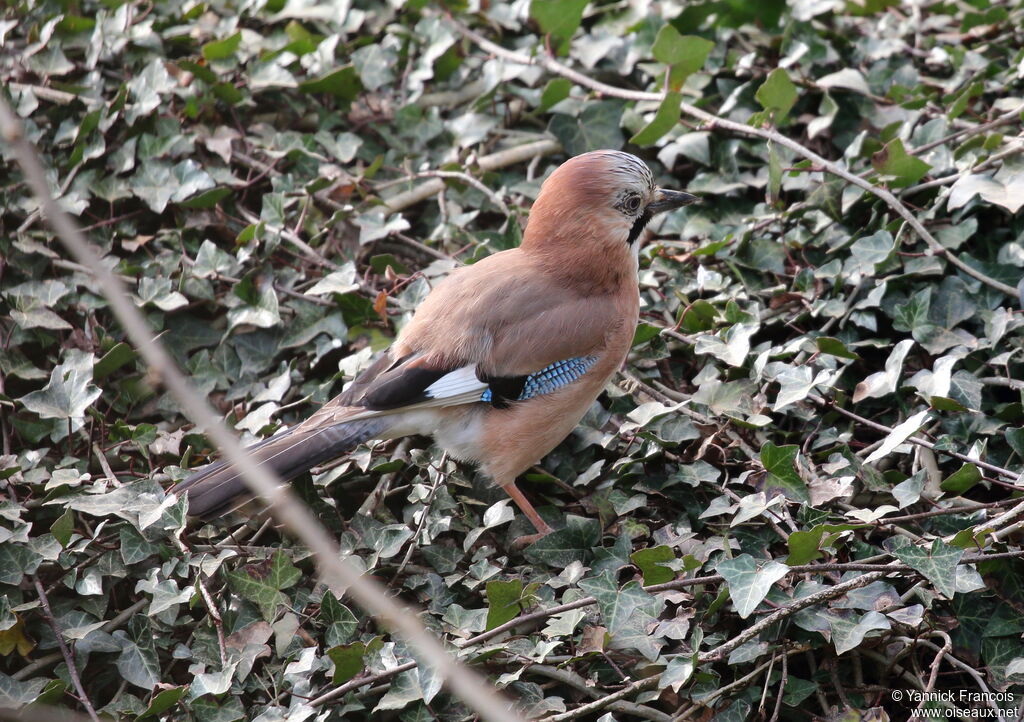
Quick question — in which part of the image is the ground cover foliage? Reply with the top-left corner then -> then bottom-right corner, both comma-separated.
2,0 -> 1024,719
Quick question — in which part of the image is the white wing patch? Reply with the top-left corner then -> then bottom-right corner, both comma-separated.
423,365 -> 487,400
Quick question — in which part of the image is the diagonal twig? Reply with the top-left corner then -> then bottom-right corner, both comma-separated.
31,578 -> 101,722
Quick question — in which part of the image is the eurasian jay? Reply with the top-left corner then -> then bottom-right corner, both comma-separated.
173,150 -> 698,535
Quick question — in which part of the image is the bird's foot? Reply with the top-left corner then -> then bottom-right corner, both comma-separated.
511,521 -> 554,549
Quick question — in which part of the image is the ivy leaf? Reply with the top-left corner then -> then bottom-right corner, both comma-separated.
19,350 -> 101,421
327,640 -> 376,685
0,674 -> 47,707
826,609 -> 891,654
863,410 -> 930,464
523,515 -> 601,567
652,27 -> 714,70
871,139 -> 931,187
547,101 -> 624,156
761,443 -> 809,502
940,463 -> 982,495
651,27 -> 714,89
755,68 -> 798,123
890,539 -> 964,598
113,618 -> 161,690
485,579 -> 525,631
49,508 -> 75,548
948,171 -> 1024,213
225,551 -> 302,621
630,91 -> 682,146
853,339 -> 914,402
715,555 -> 789,618
786,524 -> 864,565
538,78 -> 571,112
816,336 -> 861,360
529,0 -> 589,54
631,546 -> 676,585
202,32 -> 241,61
578,571 -> 664,660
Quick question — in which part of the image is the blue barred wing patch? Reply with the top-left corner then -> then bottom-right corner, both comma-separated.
480,356 -> 598,404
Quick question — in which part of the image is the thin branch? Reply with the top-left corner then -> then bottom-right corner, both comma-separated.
698,571 -> 889,663
454,20 -> 1020,298
382,138 -> 560,213
0,95 -> 523,722
415,170 -> 511,217
768,651 -> 787,722
911,631 -> 951,722
543,676 -> 658,722
897,636 -> 998,711
197,576 -> 229,667
31,578 -> 101,722
673,645 -> 811,722
809,394 -> 1020,482
526,665 -> 671,722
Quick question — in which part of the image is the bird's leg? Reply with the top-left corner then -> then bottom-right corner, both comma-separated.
500,481 -> 554,537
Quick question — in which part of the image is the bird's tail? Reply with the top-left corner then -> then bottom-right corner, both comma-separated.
172,417 -> 390,518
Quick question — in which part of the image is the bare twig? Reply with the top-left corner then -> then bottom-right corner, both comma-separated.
415,170 -> 511,217
383,139 -> 560,213
699,571 -> 889,663
769,652 -> 787,722
197,575 -> 229,666
527,665 -> 671,722
31,578 -> 101,722
809,394 -> 1020,482
897,636 -> 998,711
911,631 -> 952,722
673,646 -> 811,722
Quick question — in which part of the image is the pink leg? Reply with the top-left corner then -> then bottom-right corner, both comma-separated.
500,481 -> 554,536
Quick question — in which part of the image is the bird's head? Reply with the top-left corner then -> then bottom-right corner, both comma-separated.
522,150 -> 699,256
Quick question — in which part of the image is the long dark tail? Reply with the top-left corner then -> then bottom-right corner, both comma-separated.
172,417 -> 390,518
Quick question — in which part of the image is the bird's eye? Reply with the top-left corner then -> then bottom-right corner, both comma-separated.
624,195 -> 642,213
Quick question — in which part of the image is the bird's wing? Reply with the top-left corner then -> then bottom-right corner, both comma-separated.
301,248 -> 629,426
396,248 -> 627,376
297,349 -> 488,430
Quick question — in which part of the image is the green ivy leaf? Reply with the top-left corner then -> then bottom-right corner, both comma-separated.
327,640 -> 380,685
578,571 -> 665,660
761,442 -> 809,502
826,609 -> 890,654
485,579 -> 524,630
786,524 -> 864,565
19,350 -> 101,421
49,508 -> 75,548
891,539 -> 964,598
299,65 -> 362,100
816,337 -> 861,360
939,463 -> 982,495
113,617 -> 161,690
538,78 -> 572,112
631,545 -> 676,585
630,91 -> 682,146
547,100 -> 625,156
871,139 -> 931,187
201,32 -> 241,61
715,555 -> 789,618
755,68 -> 798,122
529,0 -> 589,54
225,551 -> 302,621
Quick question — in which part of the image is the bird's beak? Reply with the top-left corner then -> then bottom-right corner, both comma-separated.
647,188 -> 700,215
